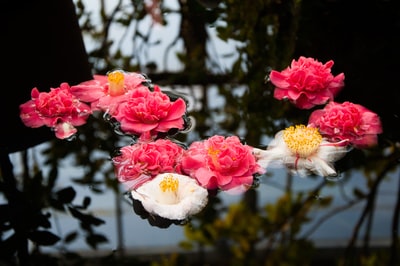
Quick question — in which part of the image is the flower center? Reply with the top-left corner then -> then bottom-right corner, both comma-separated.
207,147 -> 221,168
207,147 -> 220,157
158,174 -> 180,205
159,174 -> 179,192
283,125 -> 322,157
107,70 -> 125,96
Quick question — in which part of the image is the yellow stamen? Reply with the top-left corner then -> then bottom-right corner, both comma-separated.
283,125 -> 322,157
207,147 -> 220,157
207,147 -> 221,168
159,174 -> 179,192
107,70 -> 125,96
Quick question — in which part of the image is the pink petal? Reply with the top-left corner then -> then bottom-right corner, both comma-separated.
120,121 -> 157,134
156,118 -> 184,132
54,122 -> 77,139
269,71 -> 290,88
70,84 -> 106,103
166,98 -> 187,120
273,88 -> 288,100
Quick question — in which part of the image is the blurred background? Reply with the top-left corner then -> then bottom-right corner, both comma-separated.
1,0 -> 400,265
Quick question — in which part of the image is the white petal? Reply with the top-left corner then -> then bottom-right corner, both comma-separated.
253,141 -> 291,169
310,156 -> 338,177
301,157 -> 337,177
318,141 -> 349,162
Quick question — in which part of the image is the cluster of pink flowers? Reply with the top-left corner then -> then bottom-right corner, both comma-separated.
255,56 -> 383,177
19,69 -> 262,223
112,134 -> 264,193
69,70 -> 186,137
19,56 -> 383,223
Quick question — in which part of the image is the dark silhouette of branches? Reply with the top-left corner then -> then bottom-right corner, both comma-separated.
344,153 -> 400,259
301,197 -> 364,239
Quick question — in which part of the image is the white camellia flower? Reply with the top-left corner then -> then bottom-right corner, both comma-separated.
253,125 -> 348,177
131,173 -> 209,221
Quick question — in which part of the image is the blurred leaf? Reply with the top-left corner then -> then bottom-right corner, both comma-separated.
64,231 -> 79,244
71,178 -> 103,186
86,233 -> 108,249
82,196 -> 91,209
68,207 -> 105,226
28,230 -> 60,246
49,197 -> 66,212
34,212 -> 52,229
55,186 -> 76,204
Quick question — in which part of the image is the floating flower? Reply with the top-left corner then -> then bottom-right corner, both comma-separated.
269,56 -> 345,109
308,101 -> 382,148
112,138 -> 185,189
130,173 -> 208,221
70,70 -> 149,115
253,125 -> 348,177
181,135 -> 264,193
113,85 -> 187,137
19,83 -> 92,139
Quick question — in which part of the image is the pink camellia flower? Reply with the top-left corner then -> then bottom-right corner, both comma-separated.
19,83 -> 91,139
112,138 -> 185,189
70,70 -> 149,115
308,101 -> 382,148
180,135 -> 264,194
269,56 -> 345,109
113,85 -> 187,137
